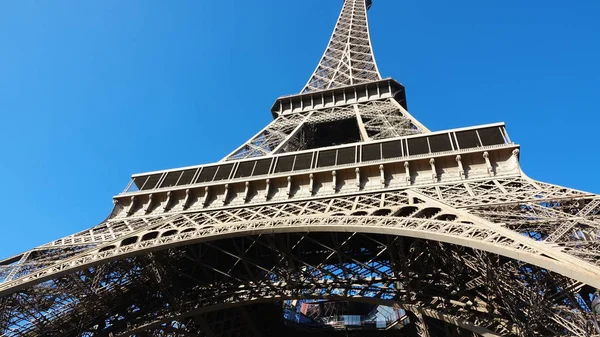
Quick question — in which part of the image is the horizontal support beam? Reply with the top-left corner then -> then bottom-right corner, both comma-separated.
2,212 -> 599,297
113,144 -> 519,219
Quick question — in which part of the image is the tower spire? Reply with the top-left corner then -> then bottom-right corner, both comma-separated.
221,0 -> 428,162
302,0 -> 381,93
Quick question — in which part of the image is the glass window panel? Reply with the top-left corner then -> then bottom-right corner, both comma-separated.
428,134 -> 453,153
235,161 -> 256,178
456,130 -> 481,149
362,143 -> 381,162
318,150 -> 337,167
380,84 -> 390,94
275,156 -> 295,173
177,169 -> 197,185
252,159 -> 272,176
344,315 -> 361,326
336,147 -> 356,165
213,164 -> 234,181
159,171 -> 183,188
381,141 -> 402,159
477,127 -> 506,146
141,174 -> 162,190
407,137 -> 429,155
133,176 -> 148,190
302,96 -> 312,109
196,166 -> 218,183
293,153 -> 313,171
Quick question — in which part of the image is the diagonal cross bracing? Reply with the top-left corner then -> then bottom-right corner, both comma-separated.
302,0 -> 381,93
0,0 -> 599,336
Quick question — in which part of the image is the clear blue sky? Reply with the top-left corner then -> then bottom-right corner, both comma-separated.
0,0 -> 598,259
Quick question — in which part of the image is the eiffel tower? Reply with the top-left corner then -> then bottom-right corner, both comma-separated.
1,1 -> 600,336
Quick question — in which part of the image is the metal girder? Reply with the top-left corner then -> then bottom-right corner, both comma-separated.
1,0 -> 599,336
302,0 -> 381,93
3,177 -> 600,290
113,301 -> 505,337
4,195 -> 600,294
1,184 -> 600,336
223,98 -> 427,161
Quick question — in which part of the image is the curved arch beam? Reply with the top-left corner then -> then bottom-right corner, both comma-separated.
2,214 -> 600,296
119,296 -> 505,337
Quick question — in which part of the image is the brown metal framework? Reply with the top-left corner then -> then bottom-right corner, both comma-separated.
1,0 -> 600,336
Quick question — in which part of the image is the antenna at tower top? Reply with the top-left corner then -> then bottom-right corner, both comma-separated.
302,0 -> 381,93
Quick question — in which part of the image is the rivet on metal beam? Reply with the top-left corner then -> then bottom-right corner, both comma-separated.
483,152 -> 493,176
404,162 -> 411,185
456,155 -> 465,179
429,158 -> 437,183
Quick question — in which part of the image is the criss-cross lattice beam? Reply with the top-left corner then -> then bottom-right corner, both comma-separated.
302,0 -> 381,93
3,232 -> 594,336
222,98 -> 427,161
1,201 -> 600,336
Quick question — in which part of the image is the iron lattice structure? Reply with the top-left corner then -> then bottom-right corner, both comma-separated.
1,1 -> 600,336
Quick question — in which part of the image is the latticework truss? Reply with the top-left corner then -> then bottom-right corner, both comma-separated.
1,0 -> 599,336
1,177 -> 600,336
225,98 -> 428,161
302,0 -> 381,93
